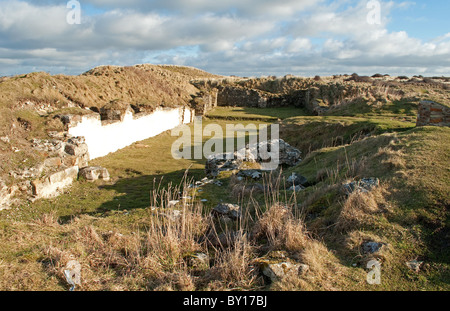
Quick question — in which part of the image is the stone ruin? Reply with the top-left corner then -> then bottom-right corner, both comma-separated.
205,139 -> 302,178
416,100 -> 450,127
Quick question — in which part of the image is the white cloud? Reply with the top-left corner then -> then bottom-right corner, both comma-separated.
0,0 -> 449,77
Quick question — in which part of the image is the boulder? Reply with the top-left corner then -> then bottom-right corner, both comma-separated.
79,167 -> 110,182
362,241 -> 384,254
287,173 -> 308,186
262,262 -> 309,282
212,203 -> 241,220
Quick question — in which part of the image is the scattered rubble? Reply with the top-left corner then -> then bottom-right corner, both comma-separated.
237,169 -> 263,180
188,177 -> 223,189
205,139 -> 301,178
7,135 -> 93,200
343,178 -> 380,195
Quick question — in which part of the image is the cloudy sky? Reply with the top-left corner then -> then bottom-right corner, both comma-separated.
0,0 -> 449,77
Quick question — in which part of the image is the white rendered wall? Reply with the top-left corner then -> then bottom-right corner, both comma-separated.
69,107 -> 191,159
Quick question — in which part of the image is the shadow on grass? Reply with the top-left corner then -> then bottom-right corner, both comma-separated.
207,107 -> 309,121
95,168 -> 206,213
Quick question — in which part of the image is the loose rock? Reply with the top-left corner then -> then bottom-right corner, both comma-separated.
237,169 -> 263,180
362,241 -> 384,254
79,166 -> 110,182
343,178 -> 380,195
406,260 -> 424,273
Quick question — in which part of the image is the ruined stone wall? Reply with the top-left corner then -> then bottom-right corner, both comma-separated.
217,86 -> 271,108
192,79 -> 323,114
192,89 -> 218,115
68,106 -> 195,159
416,101 -> 450,127
0,104 -> 196,207
215,86 -> 311,109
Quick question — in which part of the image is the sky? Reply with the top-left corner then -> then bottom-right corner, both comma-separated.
0,0 -> 449,77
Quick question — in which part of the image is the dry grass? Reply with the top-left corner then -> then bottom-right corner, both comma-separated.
0,174 -> 347,291
253,203 -> 309,253
270,240 -> 345,291
335,185 -> 387,232
206,232 -> 260,290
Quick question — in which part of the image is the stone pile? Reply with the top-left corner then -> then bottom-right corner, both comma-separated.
205,139 -> 301,178
343,178 -> 380,195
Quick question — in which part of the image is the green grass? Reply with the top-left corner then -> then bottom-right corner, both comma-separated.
206,106 -> 309,121
20,118 -> 271,220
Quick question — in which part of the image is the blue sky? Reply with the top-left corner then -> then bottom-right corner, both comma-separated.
387,1 -> 449,40
0,0 -> 449,77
